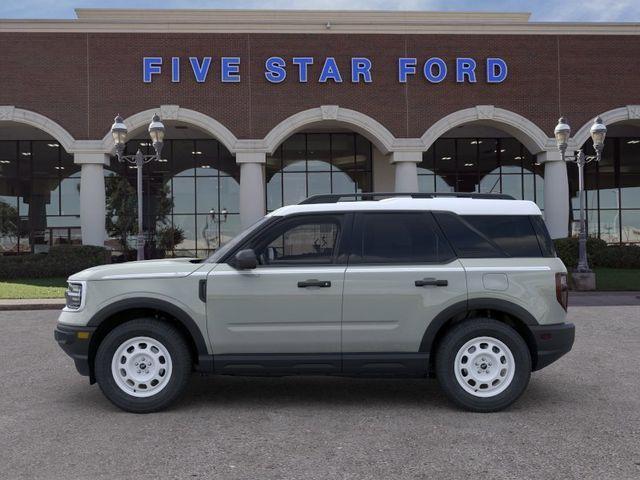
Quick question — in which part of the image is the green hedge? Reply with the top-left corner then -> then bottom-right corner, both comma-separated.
0,245 -> 110,280
554,237 -> 640,269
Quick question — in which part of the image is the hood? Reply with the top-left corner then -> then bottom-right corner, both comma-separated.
68,258 -> 205,281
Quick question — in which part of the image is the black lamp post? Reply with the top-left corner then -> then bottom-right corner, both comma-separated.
110,113 -> 166,261
554,116 -> 607,273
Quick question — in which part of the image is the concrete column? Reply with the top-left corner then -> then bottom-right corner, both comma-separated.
75,153 -> 110,246
538,150 -> 569,239
390,151 -> 422,192
237,152 -> 266,229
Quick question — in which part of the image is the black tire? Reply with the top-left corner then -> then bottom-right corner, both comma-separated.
94,318 -> 192,413
435,318 -> 531,412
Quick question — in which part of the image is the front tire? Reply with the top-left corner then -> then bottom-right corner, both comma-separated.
95,319 -> 192,413
435,318 -> 531,412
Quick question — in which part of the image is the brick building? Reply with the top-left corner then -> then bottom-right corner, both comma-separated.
1,9 -> 639,255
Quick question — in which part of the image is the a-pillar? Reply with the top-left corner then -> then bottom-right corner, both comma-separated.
237,151 -> 266,229
391,151 -> 422,192
75,152 -> 109,246
538,150 -> 569,239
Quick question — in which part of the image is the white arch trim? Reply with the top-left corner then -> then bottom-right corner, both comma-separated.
571,105 -> 640,148
421,105 -> 552,154
263,106 -> 396,155
100,105 -> 239,154
0,106 -> 76,152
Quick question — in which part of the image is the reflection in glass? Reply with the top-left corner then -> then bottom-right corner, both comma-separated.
266,133 -> 372,210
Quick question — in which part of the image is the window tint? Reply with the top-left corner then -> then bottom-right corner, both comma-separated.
355,213 -> 455,264
434,212 -> 504,258
256,218 -> 340,265
461,215 -> 542,257
530,215 -> 557,257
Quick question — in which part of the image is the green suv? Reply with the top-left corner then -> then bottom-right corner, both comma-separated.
55,193 -> 574,413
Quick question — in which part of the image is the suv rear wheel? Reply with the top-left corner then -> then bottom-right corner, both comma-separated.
94,319 -> 192,413
435,318 -> 531,412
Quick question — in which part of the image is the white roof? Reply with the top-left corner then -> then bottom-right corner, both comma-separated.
269,197 -> 542,217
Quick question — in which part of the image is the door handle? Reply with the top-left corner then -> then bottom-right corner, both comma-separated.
297,279 -> 332,288
415,278 -> 448,287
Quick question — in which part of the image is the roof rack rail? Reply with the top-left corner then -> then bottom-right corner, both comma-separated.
298,192 -> 515,204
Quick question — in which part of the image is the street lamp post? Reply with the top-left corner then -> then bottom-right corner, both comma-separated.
554,116 -> 607,274
110,114 -> 166,261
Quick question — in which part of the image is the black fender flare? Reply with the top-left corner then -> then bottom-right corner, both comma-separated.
87,297 -> 209,361
419,298 -> 539,353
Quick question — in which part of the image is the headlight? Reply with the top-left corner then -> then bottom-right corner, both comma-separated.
65,282 -> 84,310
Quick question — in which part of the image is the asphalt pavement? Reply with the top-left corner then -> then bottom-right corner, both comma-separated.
0,307 -> 639,480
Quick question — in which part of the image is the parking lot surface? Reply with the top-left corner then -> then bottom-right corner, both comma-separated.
0,307 -> 639,480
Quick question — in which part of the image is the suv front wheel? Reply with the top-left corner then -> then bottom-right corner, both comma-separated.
94,319 -> 192,413
436,318 -> 531,412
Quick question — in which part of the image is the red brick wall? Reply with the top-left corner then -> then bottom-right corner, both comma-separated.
1,32 -> 639,142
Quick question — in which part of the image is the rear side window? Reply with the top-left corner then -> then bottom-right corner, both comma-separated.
433,212 -> 504,258
530,215 -> 557,257
462,215 -> 543,257
353,212 -> 455,264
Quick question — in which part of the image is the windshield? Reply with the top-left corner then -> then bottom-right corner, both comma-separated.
206,216 -> 273,263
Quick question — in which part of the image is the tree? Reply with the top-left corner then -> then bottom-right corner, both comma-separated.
105,175 -> 176,254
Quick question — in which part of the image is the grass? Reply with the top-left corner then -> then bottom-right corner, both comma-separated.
593,268 -> 640,291
0,277 -> 68,299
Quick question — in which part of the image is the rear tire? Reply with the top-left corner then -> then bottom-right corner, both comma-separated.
435,318 -> 531,412
95,318 -> 192,413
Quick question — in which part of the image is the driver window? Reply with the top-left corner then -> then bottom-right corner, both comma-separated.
258,220 -> 340,265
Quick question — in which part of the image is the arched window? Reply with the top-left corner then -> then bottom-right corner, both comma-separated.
0,139 -> 80,254
266,132 -> 373,211
107,138 -> 239,257
418,137 -> 543,209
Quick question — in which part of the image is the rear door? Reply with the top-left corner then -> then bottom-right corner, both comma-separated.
341,211 -> 467,370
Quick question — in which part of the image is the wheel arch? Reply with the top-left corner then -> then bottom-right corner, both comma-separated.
86,298 -> 211,383
421,299 -> 539,373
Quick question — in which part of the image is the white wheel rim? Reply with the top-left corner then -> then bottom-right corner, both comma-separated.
110,336 -> 173,398
454,336 -> 515,398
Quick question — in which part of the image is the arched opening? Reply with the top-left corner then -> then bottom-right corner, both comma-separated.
106,121 -> 240,258
265,127 -> 375,211
0,122 -> 80,254
418,124 -> 544,209
571,120 -> 640,244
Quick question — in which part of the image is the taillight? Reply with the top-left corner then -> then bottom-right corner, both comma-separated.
555,272 -> 568,311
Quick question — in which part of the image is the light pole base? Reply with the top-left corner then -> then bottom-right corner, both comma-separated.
572,271 -> 596,291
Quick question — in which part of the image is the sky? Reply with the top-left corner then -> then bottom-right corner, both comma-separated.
1,0 -> 639,22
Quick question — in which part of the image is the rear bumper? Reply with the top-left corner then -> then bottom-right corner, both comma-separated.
54,324 -> 96,378
530,322 -> 575,371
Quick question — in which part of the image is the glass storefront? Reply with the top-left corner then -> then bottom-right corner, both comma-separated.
0,140 -> 80,254
108,138 -> 240,257
266,133 -> 373,212
571,137 -> 640,244
419,137 -> 544,209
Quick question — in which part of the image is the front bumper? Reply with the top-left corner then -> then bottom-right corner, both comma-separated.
530,322 -> 575,371
54,324 -> 96,378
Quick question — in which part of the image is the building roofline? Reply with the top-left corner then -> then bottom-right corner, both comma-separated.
0,9 -> 639,35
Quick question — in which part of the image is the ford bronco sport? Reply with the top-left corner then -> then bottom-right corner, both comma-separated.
55,193 -> 574,413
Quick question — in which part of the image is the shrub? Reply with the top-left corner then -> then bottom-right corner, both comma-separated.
0,245 -> 110,280
592,245 -> 640,269
553,237 -> 608,269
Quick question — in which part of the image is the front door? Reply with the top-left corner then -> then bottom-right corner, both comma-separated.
206,214 -> 350,373
341,212 -> 467,373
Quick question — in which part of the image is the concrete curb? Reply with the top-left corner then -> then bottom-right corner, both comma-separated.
0,299 -> 65,311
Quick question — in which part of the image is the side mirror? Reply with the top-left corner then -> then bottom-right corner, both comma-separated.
233,249 -> 257,270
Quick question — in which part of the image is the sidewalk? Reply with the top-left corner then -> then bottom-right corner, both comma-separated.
1,292 -> 639,311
